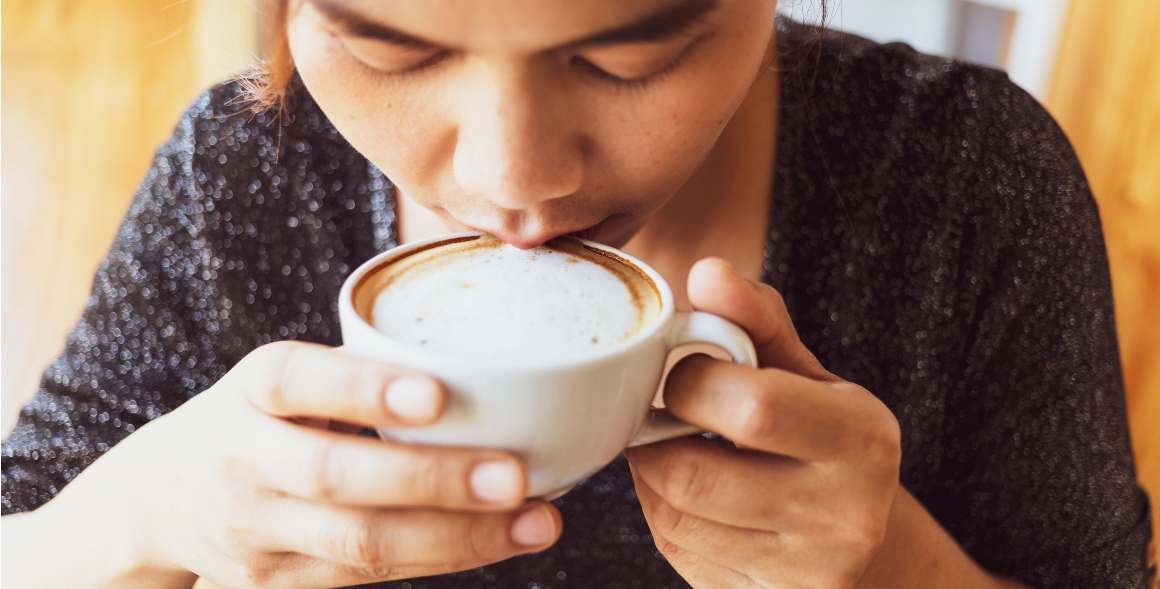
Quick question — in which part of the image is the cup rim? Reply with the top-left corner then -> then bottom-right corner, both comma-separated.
339,231 -> 676,372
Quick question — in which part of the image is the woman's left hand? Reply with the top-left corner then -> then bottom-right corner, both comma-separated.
624,257 -> 903,589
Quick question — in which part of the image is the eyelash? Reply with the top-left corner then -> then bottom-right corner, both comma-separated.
570,51 -> 688,91
345,34 -> 706,90
392,50 -> 452,77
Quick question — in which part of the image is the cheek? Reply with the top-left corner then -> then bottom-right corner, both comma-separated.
589,75 -> 755,207
287,20 -> 449,197
605,95 -> 728,176
591,28 -> 772,205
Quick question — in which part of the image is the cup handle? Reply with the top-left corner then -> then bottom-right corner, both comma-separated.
627,311 -> 758,447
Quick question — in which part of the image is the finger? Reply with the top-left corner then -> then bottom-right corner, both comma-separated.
626,436 -> 824,531
289,417 -> 371,436
328,420 -> 369,434
664,355 -> 891,460
291,416 -> 373,435
276,553 -> 478,588
635,469 -> 882,589
231,340 -> 447,427
259,497 -> 562,572
249,416 -> 529,510
687,257 -> 836,381
205,541 -> 493,588
289,416 -> 331,429
632,475 -> 773,589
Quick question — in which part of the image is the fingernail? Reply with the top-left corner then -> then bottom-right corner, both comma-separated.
384,377 -> 440,422
470,460 -> 522,503
511,507 -> 554,546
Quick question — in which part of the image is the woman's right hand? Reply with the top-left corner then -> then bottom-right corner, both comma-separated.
48,340 -> 562,588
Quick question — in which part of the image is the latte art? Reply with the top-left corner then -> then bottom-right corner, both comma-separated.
360,235 -> 661,362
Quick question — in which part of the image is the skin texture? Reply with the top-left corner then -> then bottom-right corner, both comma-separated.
625,259 -> 1026,588
287,0 -> 777,250
3,1 -> 1028,587
6,341 -> 566,588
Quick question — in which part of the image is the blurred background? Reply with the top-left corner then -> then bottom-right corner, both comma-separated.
3,0 -> 1158,541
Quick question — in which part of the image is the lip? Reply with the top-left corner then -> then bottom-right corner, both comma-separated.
453,214 -> 614,248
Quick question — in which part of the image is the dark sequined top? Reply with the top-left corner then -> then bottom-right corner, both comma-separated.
3,18 -> 1154,589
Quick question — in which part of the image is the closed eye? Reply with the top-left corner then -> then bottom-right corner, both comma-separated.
337,34 -> 451,74
572,33 -> 708,89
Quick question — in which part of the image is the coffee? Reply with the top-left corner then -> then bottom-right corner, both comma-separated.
341,231 -> 756,498
353,234 -> 662,362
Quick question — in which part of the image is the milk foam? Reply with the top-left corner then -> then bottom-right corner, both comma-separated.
371,240 -> 657,362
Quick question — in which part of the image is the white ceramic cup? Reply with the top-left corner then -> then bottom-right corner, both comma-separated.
338,231 -> 758,498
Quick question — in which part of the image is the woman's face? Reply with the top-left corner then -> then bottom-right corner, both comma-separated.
288,0 -> 776,248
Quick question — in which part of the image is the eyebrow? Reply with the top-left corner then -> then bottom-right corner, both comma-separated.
309,0 -> 720,50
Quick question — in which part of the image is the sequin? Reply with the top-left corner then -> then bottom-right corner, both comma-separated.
2,17 -> 1153,589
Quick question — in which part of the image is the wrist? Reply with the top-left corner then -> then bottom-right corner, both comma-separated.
857,488 -> 1012,589
4,498 -> 196,589
109,419 -> 198,584
47,421 -> 196,588
81,497 -> 198,589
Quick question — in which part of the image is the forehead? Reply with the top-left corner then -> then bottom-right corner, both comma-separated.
309,0 -> 724,51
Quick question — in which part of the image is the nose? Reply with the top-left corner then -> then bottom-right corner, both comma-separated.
452,64 -> 585,211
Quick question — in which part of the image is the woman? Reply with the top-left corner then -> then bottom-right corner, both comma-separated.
3,0 -> 1154,587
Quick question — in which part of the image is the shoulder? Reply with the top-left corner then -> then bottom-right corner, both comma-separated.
168,77 -> 359,183
162,76 -> 371,188
775,17 -> 1098,243
145,77 -> 383,234
768,20 -> 1109,390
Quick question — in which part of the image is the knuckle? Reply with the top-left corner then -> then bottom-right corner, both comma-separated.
253,340 -> 299,370
358,369 -> 390,418
650,498 -> 694,542
734,385 -> 778,444
836,506 -> 889,555
337,517 -> 394,575
241,555 -> 289,589
861,419 -> 902,468
759,283 -> 792,330
246,341 -> 299,411
653,534 -> 685,560
220,571 -> 259,589
759,281 -> 788,312
858,508 -> 891,548
209,554 -> 258,589
220,514 -> 255,549
337,358 -> 378,409
307,440 -> 343,500
465,517 -> 501,562
663,457 -> 710,509
211,487 -> 268,551
351,561 -> 398,580
245,573 -> 280,589
401,450 -> 448,503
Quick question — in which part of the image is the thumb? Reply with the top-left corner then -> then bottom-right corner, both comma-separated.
686,257 -> 835,381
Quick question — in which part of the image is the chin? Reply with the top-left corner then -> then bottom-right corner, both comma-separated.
589,214 -> 645,249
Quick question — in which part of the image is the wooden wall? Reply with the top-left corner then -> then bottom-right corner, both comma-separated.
1046,0 -> 1160,540
1,0 -> 256,434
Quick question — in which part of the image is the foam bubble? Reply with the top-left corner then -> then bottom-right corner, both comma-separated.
371,241 -> 652,362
